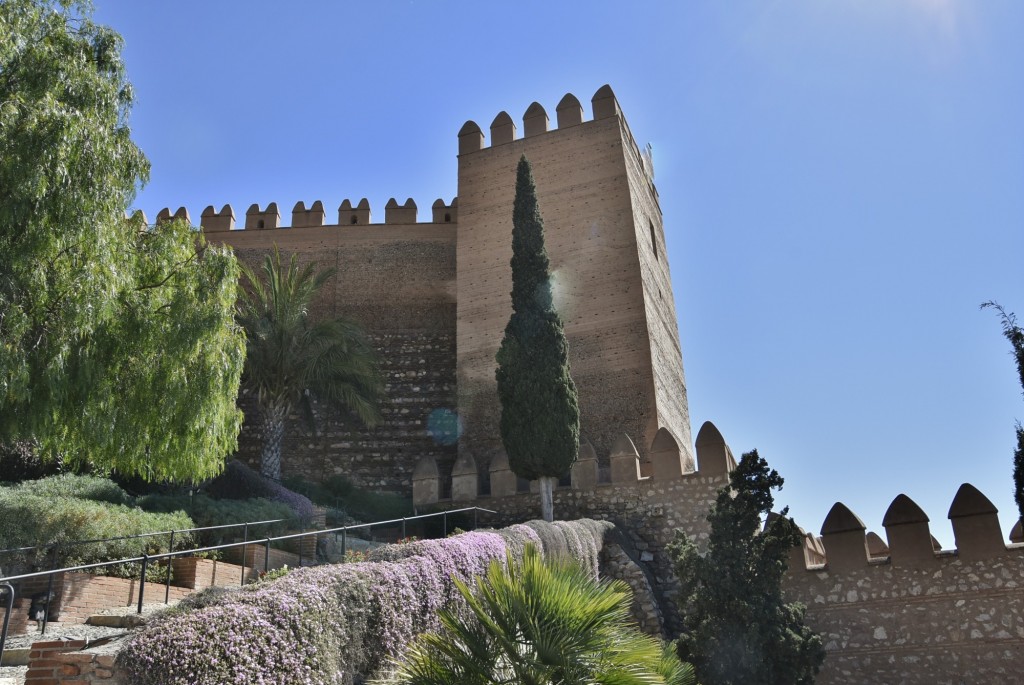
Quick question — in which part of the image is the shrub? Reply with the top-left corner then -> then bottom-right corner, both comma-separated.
10,473 -> 132,505
0,489 -> 195,575
283,473 -> 413,523
119,520 -> 611,684
138,493 -> 292,544
204,460 -> 315,524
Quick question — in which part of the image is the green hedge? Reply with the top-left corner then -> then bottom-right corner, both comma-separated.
0,488 -> 195,578
11,473 -> 133,504
139,493 -> 292,544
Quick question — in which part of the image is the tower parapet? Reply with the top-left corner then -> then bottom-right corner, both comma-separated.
455,85 -> 692,475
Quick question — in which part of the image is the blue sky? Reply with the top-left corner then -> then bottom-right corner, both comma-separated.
94,1 -> 1024,547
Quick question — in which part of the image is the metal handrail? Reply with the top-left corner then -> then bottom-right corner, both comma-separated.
0,506 -> 493,656
0,517 -> 298,559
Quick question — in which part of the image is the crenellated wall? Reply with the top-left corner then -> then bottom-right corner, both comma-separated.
169,197 -> 461,490
455,86 -> 692,480
783,485 -> 1024,684
151,85 -> 690,495
411,420 -> 735,634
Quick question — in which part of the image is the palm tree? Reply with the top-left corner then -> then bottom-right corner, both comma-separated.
237,246 -> 381,481
375,545 -> 695,685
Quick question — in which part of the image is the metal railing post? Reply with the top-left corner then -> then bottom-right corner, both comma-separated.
443,511 -> 448,537
41,547 -> 57,635
241,522 -> 249,584
137,554 -> 149,614
473,508 -> 478,530
401,517 -> 406,540
0,583 -> 14,657
341,528 -> 347,560
164,530 -> 175,604
264,538 -> 271,574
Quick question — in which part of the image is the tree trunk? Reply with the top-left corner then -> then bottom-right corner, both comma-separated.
260,408 -> 286,481
539,475 -> 556,522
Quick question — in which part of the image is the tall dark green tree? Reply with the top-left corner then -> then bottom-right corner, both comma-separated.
982,301 -> 1024,521
667,450 -> 824,685
495,156 -> 580,522
237,246 -> 382,481
0,0 -> 245,481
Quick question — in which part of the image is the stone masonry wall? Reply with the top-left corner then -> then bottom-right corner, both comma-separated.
236,328 -> 457,491
210,221 -> 459,491
782,485 -> 1024,684
415,420 -> 735,635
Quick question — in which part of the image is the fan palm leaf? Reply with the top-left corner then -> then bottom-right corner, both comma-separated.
376,545 -> 695,685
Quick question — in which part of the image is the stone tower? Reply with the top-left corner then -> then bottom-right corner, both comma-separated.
454,85 -> 693,476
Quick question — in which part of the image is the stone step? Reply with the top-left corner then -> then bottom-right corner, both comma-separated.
0,647 -> 30,666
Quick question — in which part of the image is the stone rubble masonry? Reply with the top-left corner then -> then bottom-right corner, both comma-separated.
186,84 -> 689,492
783,484 -> 1024,684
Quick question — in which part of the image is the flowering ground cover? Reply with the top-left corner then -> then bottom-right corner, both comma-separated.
118,518 -> 612,684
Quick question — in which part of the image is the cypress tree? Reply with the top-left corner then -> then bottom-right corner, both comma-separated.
496,155 -> 580,522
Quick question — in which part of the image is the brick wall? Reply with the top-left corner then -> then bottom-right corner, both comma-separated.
25,640 -> 124,684
5,572 -> 193,634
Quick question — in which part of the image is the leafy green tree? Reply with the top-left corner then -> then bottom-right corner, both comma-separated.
237,246 -> 382,481
0,0 -> 244,481
668,450 -> 824,685
982,301 -> 1024,520
377,544 -> 695,685
495,156 -> 580,522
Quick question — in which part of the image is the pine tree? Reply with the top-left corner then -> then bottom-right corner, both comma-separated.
982,301 -> 1024,520
667,450 -> 824,685
495,156 -> 580,522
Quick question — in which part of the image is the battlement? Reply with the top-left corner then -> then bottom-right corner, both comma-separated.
786,483 -> 1022,574
412,420 -> 735,507
151,197 -> 459,232
457,84 -> 624,154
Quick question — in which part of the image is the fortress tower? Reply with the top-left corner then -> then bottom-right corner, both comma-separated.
173,85 -> 692,489
455,86 -> 692,474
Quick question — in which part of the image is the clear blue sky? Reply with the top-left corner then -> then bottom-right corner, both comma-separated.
94,1 -> 1023,548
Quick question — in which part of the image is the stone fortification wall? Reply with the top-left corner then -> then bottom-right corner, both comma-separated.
412,420 -> 736,634
185,205 -> 460,490
455,86 -> 692,477
784,484 -> 1024,684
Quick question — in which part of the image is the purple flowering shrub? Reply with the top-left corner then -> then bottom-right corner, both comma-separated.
119,520 -> 611,684
204,460 -> 315,524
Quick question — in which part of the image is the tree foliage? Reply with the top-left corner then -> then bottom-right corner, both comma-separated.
0,0 -> 244,481
377,544 -> 695,685
495,155 -> 579,521
237,246 -> 381,480
668,450 -> 824,685
982,301 -> 1024,520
